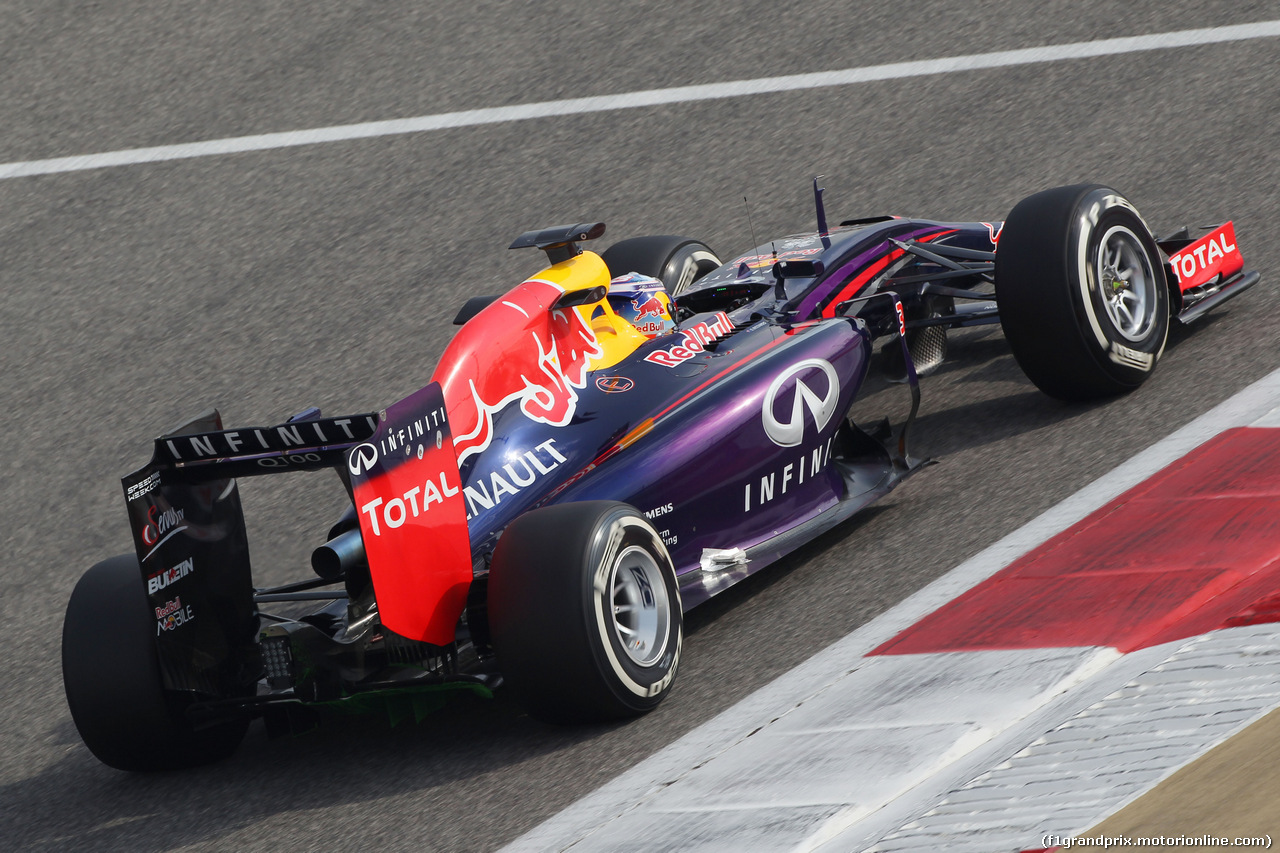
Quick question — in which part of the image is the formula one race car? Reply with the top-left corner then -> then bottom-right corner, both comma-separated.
62,183 -> 1258,770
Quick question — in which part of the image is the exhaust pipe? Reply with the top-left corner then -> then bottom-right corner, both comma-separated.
311,528 -> 365,580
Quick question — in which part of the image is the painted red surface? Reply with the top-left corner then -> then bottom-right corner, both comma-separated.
1168,221 -> 1243,292
350,384 -> 472,646
874,428 -> 1280,655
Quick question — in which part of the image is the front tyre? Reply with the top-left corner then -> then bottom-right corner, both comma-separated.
62,555 -> 249,771
488,502 -> 682,723
995,184 -> 1170,400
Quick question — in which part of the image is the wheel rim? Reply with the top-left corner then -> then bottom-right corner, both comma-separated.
670,249 -> 721,296
1096,225 -> 1159,342
608,545 -> 671,667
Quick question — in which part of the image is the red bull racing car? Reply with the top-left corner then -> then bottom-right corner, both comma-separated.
62,183 -> 1259,770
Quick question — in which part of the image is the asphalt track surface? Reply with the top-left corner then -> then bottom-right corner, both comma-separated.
3,3 -> 1278,850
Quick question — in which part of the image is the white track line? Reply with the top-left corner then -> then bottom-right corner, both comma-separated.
501,369 -> 1280,851
3,21 -> 1280,180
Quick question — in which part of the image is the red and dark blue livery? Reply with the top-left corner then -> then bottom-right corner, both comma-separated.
61,182 -> 1259,769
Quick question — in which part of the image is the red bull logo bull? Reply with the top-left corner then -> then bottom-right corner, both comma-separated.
434,278 -> 603,465
633,294 -> 667,321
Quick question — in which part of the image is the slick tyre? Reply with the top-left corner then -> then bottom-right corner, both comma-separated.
602,235 -> 720,296
488,502 -> 682,724
62,555 -> 249,771
995,184 -> 1170,400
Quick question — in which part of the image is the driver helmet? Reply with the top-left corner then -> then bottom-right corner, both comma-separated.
606,272 -> 678,339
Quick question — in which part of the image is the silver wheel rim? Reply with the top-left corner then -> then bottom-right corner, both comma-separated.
671,249 -> 721,296
608,545 -> 670,667
1096,225 -> 1158,342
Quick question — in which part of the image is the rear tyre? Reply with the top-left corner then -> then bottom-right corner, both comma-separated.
995,184 -> 1170,400
62,555 -> 249,771
488,502 -> 682,723
601,235 -> 720,296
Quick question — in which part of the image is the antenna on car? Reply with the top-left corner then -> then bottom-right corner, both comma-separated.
743,197 -> 759,248
813,176 -> 831,248
740,196 -> 759,277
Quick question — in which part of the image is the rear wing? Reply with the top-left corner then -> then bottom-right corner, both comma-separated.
149,409 -> 381,483
121,389 -> 473,696
121,408 -> 377,696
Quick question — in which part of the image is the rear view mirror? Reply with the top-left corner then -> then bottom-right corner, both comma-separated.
772,260 -> 825,279
553,285 -> 608,310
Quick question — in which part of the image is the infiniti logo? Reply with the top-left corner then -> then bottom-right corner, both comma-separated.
762,358 -> 840,447
347,443 -> 379,477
